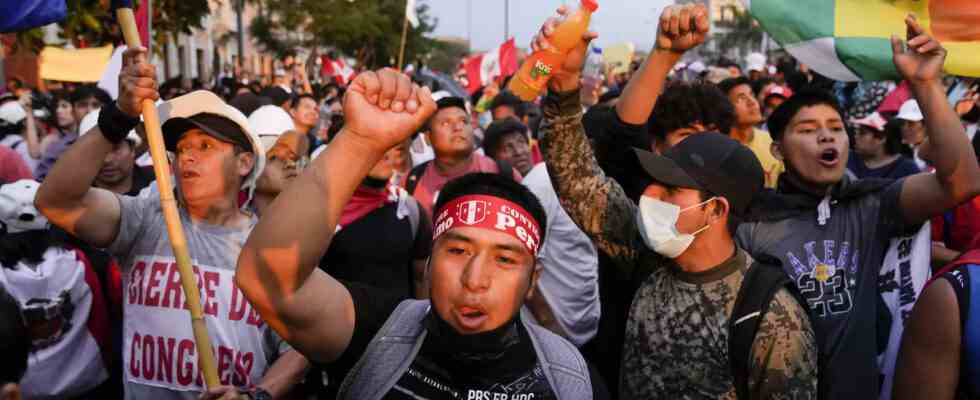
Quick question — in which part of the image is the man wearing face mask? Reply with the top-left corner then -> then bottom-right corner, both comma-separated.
534,4 -> 818,399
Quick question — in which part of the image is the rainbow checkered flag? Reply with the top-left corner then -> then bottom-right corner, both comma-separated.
743,0 -> 980,81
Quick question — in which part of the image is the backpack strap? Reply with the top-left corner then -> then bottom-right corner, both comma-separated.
338,300 -> 430,400
405,161 -> 430,196
520,309 -> 592,399
495,158 -> 515,180
729,260 -> 796,400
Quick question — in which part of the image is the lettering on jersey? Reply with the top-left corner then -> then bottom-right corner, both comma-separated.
124,258 -> 271,392
126,261 -> 263,327
786,240 -> 858,318
467,391 -> 536,400
878,236 -> 919,325
128,330 -> 254,388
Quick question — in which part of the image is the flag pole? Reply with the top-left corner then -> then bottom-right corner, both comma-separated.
115,7 -> 222,390
398,8 -> 410,71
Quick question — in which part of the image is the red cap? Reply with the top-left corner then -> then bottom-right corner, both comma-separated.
581,0 -> 598,12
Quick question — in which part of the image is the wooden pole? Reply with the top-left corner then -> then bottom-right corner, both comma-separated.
115,7 -> 221,390
398,11 -> 409,70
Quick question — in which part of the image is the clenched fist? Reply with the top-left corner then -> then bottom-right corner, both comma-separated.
655,4 -> 710,54
118,47 -> 159,118
343,68 -> 436,153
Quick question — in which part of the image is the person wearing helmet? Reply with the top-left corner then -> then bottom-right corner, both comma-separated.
35,47 -> 308,400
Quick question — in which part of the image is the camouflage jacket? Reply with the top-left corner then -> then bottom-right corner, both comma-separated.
539,90 -> 818,399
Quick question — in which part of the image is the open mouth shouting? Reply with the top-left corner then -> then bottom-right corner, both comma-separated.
818,148 -> 840,168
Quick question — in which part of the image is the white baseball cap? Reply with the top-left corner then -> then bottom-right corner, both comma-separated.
850,112 -> 888,132
77,108 -> 143,147
0,101 -> 26,126
248,105 -> 296,151
745,52 -> 766,73
157,90 -> 266,201
0,179 -> 48,233
897,99 -> 924,122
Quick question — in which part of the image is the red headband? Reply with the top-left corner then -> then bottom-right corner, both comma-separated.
433,195 -> 542,256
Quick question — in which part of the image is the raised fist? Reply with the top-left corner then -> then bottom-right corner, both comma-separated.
343,68 -> 436,152
118,47 -> 159,118
655,4 -> 710,54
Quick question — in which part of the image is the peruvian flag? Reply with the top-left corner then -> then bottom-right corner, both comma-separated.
463,38 -> 518,94
321,55 -> 356,85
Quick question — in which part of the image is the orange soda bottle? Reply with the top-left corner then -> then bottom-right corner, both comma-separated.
508,0 -> 598,101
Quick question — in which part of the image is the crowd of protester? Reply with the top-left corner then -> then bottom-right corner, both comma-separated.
2,3 -> 980,400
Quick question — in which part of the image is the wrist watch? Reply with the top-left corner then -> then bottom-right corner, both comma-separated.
245,387 -> 273,400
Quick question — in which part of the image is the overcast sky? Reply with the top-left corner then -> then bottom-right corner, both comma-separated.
421,0 -> 674,53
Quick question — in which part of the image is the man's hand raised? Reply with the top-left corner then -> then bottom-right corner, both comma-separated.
892,14 -> 946,85
343,68 -> 436,153
533,6 -> 599,93
654,4 -> 709,54
118,47 -> 159,119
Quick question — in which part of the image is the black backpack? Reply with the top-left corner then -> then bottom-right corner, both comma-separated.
404,158 -> 515,195
729,257 -> 805,400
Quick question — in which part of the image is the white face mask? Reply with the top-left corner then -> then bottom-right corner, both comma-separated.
637,195 -> 716,258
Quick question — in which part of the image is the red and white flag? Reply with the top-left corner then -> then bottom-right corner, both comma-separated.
320,55 -> 356,85
463,38 -> 518,94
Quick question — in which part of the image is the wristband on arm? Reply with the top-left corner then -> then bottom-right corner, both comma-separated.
97,101 -> 141,144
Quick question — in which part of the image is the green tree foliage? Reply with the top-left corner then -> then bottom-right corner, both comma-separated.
426,39 -> 469,74
716,7 -> 764,56
14,0 -> 210,54
250,0 -> 437,68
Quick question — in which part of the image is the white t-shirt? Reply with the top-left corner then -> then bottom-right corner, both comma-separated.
522,163 -> 600,347
0,247 -> 109,399
108,189 -> 290,399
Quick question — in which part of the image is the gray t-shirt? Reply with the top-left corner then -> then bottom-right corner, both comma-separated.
736,180 -> 906,400
522,163 -> 601,347
109,191 -> 290,400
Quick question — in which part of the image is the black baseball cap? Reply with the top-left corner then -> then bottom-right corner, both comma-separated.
436,96 -> 467,112
162,113 -> 253,152
633,132 -> 764,216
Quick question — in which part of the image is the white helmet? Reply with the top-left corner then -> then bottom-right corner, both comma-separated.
0,179 -> 48,234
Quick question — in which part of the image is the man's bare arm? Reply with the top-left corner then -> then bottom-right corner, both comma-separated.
235,69 -> 436,363
35,47 -> 158,248
894,16 -> 980,224
894,279 -> 961,400
615,5 -> 708,125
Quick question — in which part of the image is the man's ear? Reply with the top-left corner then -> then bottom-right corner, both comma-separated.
711,196 -> 731,223
771,141 -> 784,162
238,152 -> 256,178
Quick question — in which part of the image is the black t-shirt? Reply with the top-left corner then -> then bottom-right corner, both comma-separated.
125,166 -> 156,197
847,152 -> 921,180
319,201 -> 432,299
333,282 -> 608,400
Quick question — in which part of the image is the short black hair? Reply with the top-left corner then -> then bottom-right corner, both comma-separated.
434,173 -> 548,246
718,77 -> 753,97
0,287 -> 30,385
767,89 -> 843,141
648,82 -> 734,143
259,87 -> 291,108
881,118 -> 905,156
489,91 -> 527,119
69,85 -> 111,106
290,93 -> 318,109
482,118 -> 528,157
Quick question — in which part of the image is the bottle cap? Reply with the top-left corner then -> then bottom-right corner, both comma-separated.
581,0 -> 598,12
